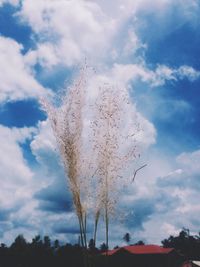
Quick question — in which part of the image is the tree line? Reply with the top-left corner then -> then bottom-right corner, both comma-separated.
162,228 -> 200,260
0,228 -> 199,267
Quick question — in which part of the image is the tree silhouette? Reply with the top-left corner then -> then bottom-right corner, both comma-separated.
99,243 -> 108,252
162,228 -> 200,260
123,233 -> 131,244
0,230 -> 199,267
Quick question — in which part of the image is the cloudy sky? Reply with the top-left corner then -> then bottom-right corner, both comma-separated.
0,0 -> 200,247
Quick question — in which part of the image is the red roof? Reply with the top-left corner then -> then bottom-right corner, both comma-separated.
122,245 -> 174,254
103,245 -> 174,256
102,247 -> 120,256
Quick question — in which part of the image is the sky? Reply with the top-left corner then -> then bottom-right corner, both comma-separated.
0,0 -> 200,247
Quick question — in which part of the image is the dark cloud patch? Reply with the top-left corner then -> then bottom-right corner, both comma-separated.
37,199 -> 72,213
157,173 -> 200,191
155,191 -> 181,214
53,221 -> 80,234
191,218 -> 200,228
34,151 -> 63,178
122,190 -> 180,231
35,176 -> 73,214
0,209 -> 10,221
0,222 -> 12,238
157,175 -> 183,188
52,215 -> 93,235
0,206 -> 21,222
12,218 -> 34,230
124,198 -> 156,230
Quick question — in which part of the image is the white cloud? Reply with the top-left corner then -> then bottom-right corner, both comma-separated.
4,0 -> 199,70
143,149 -> 200,243
18,0 -> 178,67
0,36 -> 50,103
161,222 -> 179,237
0,125 -> 53,244
0,125 -> 35,209
0,125 -> 34,182
30,119 -> 61,178
122,29 -> 147,57
154,65 -> 200,85
176,149 -> 200,176
18,0 -> 116,67
110,63 -> 200,88
112,148 -> 200,244
176,66 -> 200,82
0,123 -> 66,244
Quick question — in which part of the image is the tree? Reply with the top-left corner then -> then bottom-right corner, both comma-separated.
44,236 -> 51,249
99,243 -> 108,252
134,240 -> 145,245
162,228 -> 200,260
88,239 -> 95,250
11,235 -> 27,249
123,233 -> 131,244
54,240 -> 60,250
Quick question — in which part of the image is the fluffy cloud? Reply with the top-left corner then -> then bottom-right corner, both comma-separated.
158,149 -> 200,191
0,125 -> 34,192
30,120 -> 75,227
110,63 -> 200,88
112,148 -> 200,244
0,36 -> 50,103
0,125 -> 38,241
0,122 -> 75,243
140,149 -> 200,242
14,0 -> 200,69
31,124 -> 73,214
18,0 -> 116,67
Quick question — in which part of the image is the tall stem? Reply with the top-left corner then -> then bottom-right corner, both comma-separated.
104,96 -> 111,251
93,210 -> 100,247
105,177 -> 109,251
83,212 -> 87,249
78,215 -> 84,247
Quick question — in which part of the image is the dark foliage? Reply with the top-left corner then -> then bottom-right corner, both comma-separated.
123,233 -> 131,244
0,234 -> 111,267
0,235 -> 86,267
162,228 -> 200,260
0,228 -> 199,267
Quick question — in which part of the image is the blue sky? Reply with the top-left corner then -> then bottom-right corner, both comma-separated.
0,0 -> 200,247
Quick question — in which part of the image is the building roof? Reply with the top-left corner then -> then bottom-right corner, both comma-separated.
103,245 -> 174,256
103,247 -> 120,256
123,245 -> 174,255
